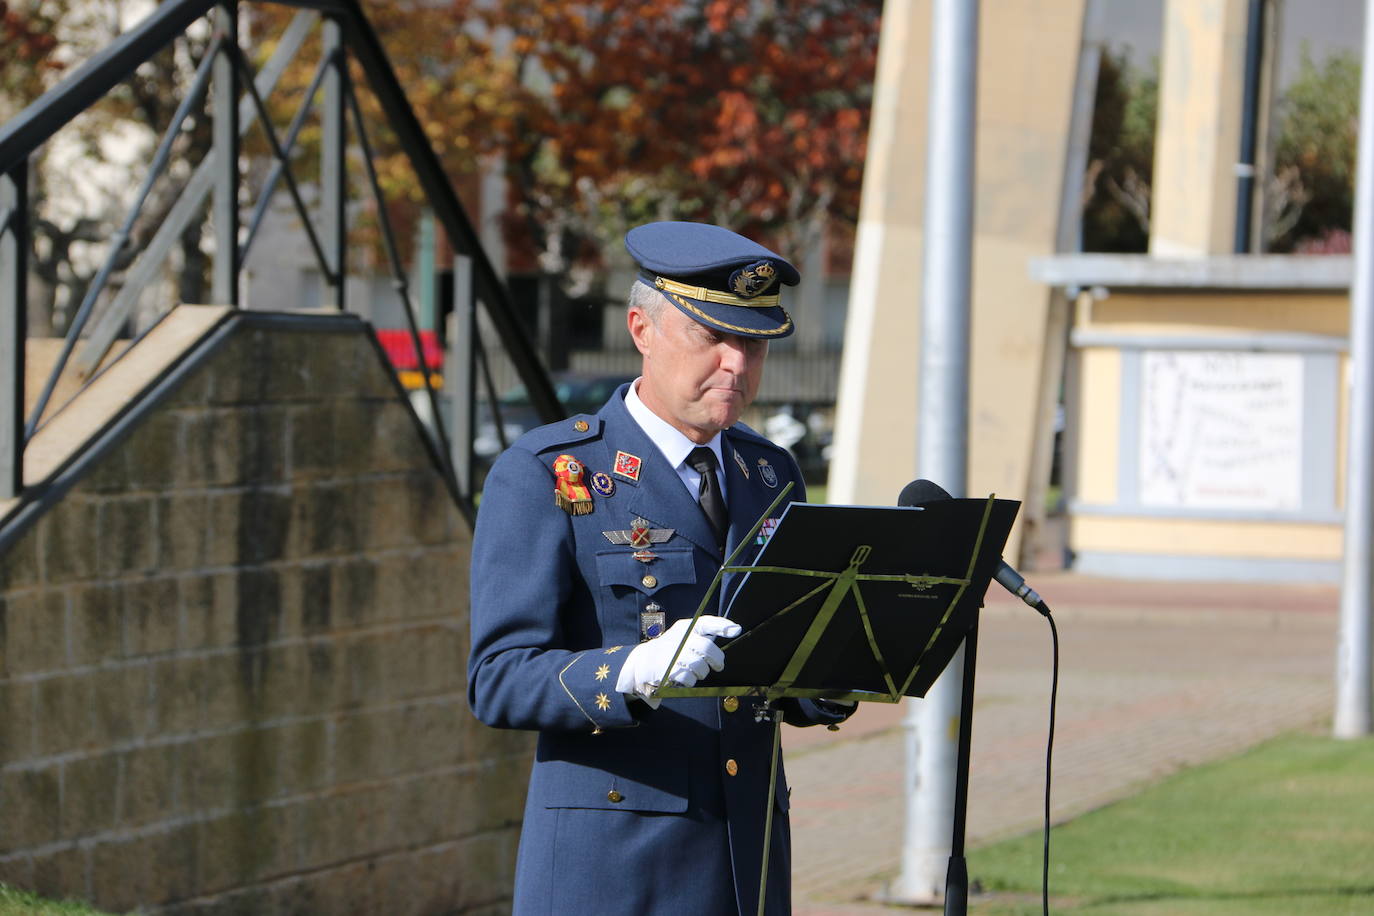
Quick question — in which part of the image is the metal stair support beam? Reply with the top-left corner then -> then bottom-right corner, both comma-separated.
322,15 -> 347,309
75,10 -> 317,376
341,73 -> 458,497
239,51 -> 335,263
0,0 -> 559,510
26,37 -> 225,440
1,162 -> 26,499
213,3 -> 240,306
334,0 -> 562,424
449,254 -> 475,496
0,0 -> 218,175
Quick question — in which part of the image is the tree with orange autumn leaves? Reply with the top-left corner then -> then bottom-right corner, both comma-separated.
6,0 -> 879,314
473,0 -> 880,292
338,0 -> 880,295
1,1 -> 62,116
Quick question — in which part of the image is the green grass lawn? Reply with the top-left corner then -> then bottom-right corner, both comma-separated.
968,732 -> 1374,915
0,886 -> 117,916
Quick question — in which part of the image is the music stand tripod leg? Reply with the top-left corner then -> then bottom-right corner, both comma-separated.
944,611 -> 980,916
756,704 -> 784,916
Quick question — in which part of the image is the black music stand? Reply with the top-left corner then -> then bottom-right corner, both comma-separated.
655,484 -> 1019,916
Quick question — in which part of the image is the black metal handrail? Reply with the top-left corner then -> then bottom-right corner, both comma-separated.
0,0 -> 564,517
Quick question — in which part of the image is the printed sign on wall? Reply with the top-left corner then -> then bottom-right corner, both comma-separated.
1139,350 -> 1303,511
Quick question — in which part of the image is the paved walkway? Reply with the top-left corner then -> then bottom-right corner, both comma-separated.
780,572 -> 1341,913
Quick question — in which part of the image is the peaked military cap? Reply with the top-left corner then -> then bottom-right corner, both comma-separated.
624,221 -> 799,339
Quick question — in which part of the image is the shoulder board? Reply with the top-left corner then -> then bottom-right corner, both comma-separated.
512,414 -> 604,454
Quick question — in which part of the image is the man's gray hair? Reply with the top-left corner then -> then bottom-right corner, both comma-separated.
627,279 -> 668,324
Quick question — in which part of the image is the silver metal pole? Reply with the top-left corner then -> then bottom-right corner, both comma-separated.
1334,0 -> 1374,738
890,0 -> 978,903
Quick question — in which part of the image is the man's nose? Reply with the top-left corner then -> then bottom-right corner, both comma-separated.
718,337 -> 750,372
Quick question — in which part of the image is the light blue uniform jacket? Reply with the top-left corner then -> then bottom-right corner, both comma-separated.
468,386 -> 848,915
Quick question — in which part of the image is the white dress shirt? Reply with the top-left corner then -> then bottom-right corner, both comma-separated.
624,378 -> 728,503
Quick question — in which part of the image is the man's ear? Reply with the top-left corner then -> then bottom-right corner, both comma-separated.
627,306 -> 654,357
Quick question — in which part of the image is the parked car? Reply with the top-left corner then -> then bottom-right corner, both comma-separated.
473,371 -> 636,462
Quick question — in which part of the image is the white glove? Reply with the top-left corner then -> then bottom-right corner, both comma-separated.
616,615 -> 742,708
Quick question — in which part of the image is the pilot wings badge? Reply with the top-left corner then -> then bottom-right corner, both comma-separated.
603,517 -> 675,555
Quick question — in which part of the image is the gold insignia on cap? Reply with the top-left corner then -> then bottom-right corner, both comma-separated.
730,260 -> 779,299
605,646 -> 623,654
595,664 -> 610,681
595,693 -> 611,711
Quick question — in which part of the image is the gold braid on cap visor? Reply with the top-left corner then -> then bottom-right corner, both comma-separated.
662,290 -> 793,337
655,275 -> 781,308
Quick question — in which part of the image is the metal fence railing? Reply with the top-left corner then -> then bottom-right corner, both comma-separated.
0,0 -> 562,522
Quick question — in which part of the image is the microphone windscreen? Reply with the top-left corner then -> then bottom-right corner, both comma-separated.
897,478 -> 953,506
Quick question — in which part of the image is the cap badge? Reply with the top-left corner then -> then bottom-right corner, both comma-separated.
591,471 -> 616,497
552,454 -> 594,515
757,457 -> 778,488
604,517 -> 675,548
729,260 -> 779,299
733,449 -> 750,480
613,450 -> 643,482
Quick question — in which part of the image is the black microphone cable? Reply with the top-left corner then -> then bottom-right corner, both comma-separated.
896,478 -> 1061,912
1031,595 -> 1058,916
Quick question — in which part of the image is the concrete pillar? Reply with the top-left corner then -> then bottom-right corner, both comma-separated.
1151,0 -> 1250,256
793,212 -> 830,355
831,0 -> 1086,563
829,0 -> 929,507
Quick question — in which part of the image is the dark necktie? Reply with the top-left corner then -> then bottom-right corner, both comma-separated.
688,446 -> 728,554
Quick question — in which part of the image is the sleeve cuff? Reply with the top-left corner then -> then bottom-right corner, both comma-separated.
557,646 -> 641,733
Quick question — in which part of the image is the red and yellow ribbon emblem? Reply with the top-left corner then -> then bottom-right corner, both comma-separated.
552,454 -> 594,516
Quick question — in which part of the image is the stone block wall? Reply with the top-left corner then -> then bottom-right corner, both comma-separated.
0,314 -> 533,915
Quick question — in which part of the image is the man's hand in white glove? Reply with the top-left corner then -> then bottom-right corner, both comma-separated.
616,615 -> 742,708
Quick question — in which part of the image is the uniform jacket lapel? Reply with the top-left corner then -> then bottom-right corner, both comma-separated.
719,430 -> 795,607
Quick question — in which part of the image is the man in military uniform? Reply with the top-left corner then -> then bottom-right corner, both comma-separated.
468,221 -> 852,915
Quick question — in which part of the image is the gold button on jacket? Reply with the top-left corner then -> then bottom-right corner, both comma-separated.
607,790 -> 623,803
722,696 -> 739,713
725,759 -> 739,776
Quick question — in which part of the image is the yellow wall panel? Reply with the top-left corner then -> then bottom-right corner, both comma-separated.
1070,515 -> 1342,561
1074,348 -> 1120,505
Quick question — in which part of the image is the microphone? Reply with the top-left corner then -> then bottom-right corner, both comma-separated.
897,479 -> 1047,614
